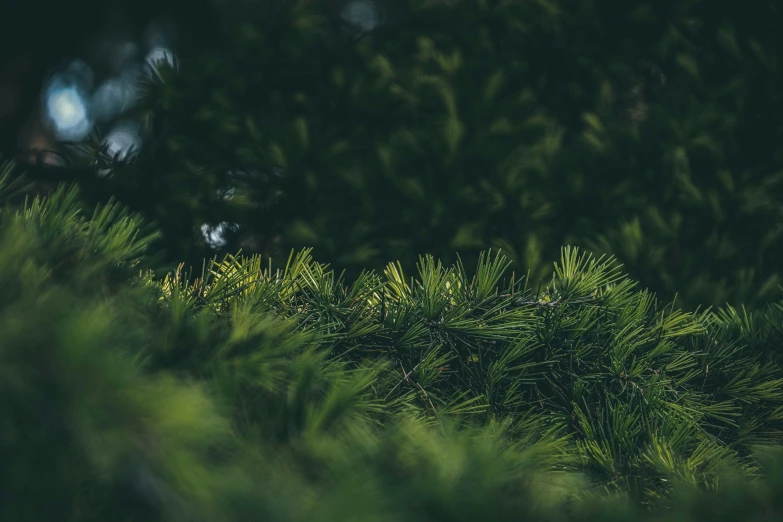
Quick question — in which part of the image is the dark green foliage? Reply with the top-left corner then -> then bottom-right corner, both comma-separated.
3,164 -> 783,521
57,0 -> 783,311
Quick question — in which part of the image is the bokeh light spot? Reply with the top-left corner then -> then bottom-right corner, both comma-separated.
145,47 -> 176,68
201,222 -> 239,249
341,1 -> 380,32
45,86 -> 91,140
47,89 -> 86,130
104,120 -> 142,160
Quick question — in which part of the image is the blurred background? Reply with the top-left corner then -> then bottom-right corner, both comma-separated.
1,0 -> 781,311
0,0 -> 213,161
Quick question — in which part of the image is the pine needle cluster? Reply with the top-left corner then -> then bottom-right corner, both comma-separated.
2,163 -> 783,521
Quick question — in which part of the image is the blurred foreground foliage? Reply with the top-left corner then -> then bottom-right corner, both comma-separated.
48,0 -> 783,311
2,165 -> 783,521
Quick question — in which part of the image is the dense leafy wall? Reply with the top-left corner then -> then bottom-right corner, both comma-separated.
52,0 -> 783,311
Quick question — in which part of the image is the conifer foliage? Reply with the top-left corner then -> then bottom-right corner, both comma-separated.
2,160 -> 783,521
60,0 -> 783,311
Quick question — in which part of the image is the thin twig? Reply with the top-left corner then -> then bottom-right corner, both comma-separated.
398,361 -> 439,420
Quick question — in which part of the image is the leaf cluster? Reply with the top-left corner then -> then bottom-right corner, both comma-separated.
56,0 -> 783,311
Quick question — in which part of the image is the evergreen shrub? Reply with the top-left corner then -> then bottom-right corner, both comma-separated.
2,163 -> 783,521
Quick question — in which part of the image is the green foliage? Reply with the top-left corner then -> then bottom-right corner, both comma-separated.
166,243 -> 783,507
58,0 -> 783,311
3,165 -> 783,520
